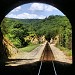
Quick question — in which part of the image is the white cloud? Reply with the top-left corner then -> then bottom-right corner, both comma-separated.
44,5 -> 57,11
29,3 -> 44,11
29,3 -> 58,11
6,13 -> 46,19
11,6 -> 21,12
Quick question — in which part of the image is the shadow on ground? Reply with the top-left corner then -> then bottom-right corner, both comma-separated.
0,60 -> 73,75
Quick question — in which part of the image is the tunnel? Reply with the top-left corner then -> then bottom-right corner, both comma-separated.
0,0 -> 74,75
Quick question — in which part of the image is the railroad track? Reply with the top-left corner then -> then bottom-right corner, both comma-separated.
1,42 -> 70,75
38,42 -> 57,75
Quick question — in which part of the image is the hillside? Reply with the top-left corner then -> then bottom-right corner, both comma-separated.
6,17 -> 41,24
1,15 -> 72,51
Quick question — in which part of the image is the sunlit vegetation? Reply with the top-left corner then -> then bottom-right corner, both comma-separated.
1,15 -> 72,54
19,44 -> 40,52
56,45 -> 72,56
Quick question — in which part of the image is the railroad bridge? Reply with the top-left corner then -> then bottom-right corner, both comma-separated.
0,0 -> 74,75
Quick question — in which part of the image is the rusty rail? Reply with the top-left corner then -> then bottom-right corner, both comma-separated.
38,42 -> 57,75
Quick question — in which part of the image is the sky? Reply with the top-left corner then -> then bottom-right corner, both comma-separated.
6,3 -> 65,19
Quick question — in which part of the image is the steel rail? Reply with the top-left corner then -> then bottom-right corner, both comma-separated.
37,42 -> 57,75
52,60 -> 57,75
38,61 -> 42,75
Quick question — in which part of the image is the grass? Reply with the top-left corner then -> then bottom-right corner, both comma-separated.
19,44 -> 40,52
56,45 -> 72,56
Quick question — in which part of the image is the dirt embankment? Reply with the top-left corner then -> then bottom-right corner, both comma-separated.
3,37 -> 18,58
50,44 -> 72,64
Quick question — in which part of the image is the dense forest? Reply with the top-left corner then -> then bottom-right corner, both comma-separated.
1,15 -> 72,51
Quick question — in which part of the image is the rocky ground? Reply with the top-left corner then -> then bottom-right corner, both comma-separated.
50,44 -> 72,63
5,42 -> 72,66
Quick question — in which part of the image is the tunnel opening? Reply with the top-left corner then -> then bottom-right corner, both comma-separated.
0,2 -> 72,66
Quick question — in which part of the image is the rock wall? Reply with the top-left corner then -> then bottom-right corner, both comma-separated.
25,35 -> 46,44
3,37 -> 18,58
0,28 -> 8,62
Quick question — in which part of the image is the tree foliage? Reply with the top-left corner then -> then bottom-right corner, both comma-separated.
1,15 -> 72,50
